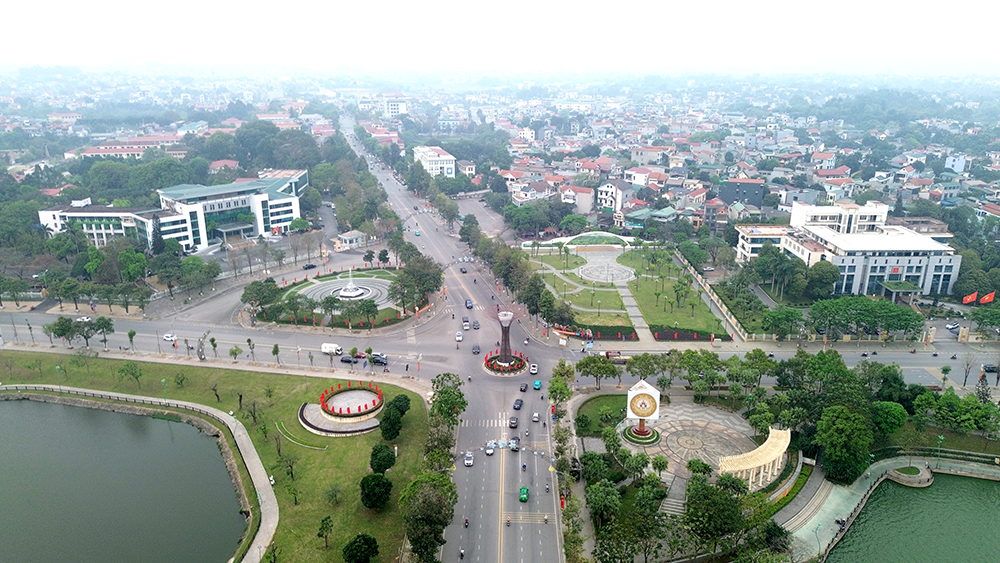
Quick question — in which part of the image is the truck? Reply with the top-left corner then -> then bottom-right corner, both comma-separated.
321,343 -> 343,356
604,350 -> 631,364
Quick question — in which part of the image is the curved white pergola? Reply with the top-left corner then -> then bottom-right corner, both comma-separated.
719,427 -> 790,490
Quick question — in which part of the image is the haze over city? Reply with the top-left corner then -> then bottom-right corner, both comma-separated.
5,0 -> 1000,77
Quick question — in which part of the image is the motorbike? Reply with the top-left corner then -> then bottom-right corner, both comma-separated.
468,376 -> 471,382
522,463 -> 526,471
933,352 -> 939,357
464,518 -> 469,528
507,517 -> 510,527
951,354 -> 958,360
525,429 -> 529,436
861,352 -> 868,357
545,484 -> 549,492
524,338 -> 529,345
910,349 -> 917,354
452,313 -> 455,319
474,279 -> 477,284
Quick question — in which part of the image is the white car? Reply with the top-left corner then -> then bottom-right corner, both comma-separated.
455,331 -> 463,342
163,333 -> 178,342
75,316 -> 92,323
702,266 -> 715,272
464,451 -> 474,467
945,322 -> 960,330
485,441 -> 496,456
529,363 -> 538,375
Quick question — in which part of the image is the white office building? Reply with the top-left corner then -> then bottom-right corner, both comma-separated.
39,170 -> 308,252
413,146 -> 456,178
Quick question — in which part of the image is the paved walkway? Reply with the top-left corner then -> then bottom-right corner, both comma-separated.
615,281 -> 656,342
0,383 -> 277,563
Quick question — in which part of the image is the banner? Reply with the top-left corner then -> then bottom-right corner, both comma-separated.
963,292 -> 978,304
981,292 -> 996,305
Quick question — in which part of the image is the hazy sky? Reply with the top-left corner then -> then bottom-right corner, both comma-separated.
4,0 -> 999,77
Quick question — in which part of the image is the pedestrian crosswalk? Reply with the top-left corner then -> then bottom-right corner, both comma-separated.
504,512 -> 550,524
461,413 -> 512,427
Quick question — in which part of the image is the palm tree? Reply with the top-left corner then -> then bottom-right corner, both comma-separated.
321,295 -> 341,326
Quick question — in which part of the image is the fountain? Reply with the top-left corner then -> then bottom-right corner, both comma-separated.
338,269 -> 367,300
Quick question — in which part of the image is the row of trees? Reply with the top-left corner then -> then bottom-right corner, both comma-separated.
401,373 -> 465,563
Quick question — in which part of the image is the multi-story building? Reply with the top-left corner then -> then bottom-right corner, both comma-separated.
597,180 -> 631,212
413,146 -> 456,178
39,170 -> 307,252
735,200 -> 961,296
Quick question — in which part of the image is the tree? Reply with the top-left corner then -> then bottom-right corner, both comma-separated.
229,344 -> 243,362
271,343 -> 280,365
289,217 -> 310,232
400,472 -> 457,563
651,455 -> 669,477
388,394 -> 411,416
585,479 -> 621,527
576,355 -> 620,390
430,372 -> 468,425
871,401 -> 908,437
317,516 -> 333,549
762,307 -> 803,340
380,404 -> 404,440
684,476 -> 743,553
118,361 -> 143,388
814,405 -> 873,484
594,520 -> 640,563
93,316 -> 114,351
342,533 -> 379,563
805,261 -> 841,300
377,249 -> 390,267
370,443 -> 396,474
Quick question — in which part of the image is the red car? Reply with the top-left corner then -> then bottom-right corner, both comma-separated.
354,351 -> 367,359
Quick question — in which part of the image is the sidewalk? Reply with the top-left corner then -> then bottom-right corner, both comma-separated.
0,383 -> 278,563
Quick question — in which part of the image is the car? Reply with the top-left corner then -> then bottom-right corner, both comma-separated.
533,380 -> 542,390
303,264 -> 317,270
372,354 -> 388,366
341,356 -> 358,364
163,333 -> 177,341
702,266 -> 715,272
532,412 -> 539,422
75,316 -> 92,323
472,320 -> 480,330
485,441 -> 496,456
509,416 -> 518,428
414,230 -> 420,236
460,267 -> 467,273
455,331 -> 463,342
984,364 -> 999,374
478,198 -> 486,203
945,322 -> 960,330
465,299 -> 473,309
472,344 -> 481,355
509,436 -> 520,451
354,351 -> 367,359
519,383 -> 528,392
513,399 -> 523,410
464,452 -> 474,467
413,205 -> 419,210
529,363 -> 538,375
519,486 -> 529,502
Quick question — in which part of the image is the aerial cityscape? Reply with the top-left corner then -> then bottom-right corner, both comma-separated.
4,5 -> 1000,562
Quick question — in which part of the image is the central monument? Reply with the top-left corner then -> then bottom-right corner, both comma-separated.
497,311 -> 514,364
338,269 -> 366,299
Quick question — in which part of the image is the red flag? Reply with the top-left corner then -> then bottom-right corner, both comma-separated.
981,292 -> 996,304
964,292 -> 978,304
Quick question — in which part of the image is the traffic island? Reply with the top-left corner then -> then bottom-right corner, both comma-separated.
298,381 -> 384,437
624,426 -> 661,445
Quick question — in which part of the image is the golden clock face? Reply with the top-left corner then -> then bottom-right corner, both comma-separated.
630,393 -> 657,418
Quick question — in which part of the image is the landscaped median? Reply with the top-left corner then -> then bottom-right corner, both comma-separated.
0,350 -> 427,563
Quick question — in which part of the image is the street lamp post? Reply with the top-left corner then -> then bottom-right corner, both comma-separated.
814,523 -> 822,557
597,300 -> 601,317
937,435 -> 944,468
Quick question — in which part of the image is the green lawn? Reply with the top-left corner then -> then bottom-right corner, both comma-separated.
617,249 -> 677,279
576,394 -> 627,437
628,278 -> 722,333
0,350 -> 427,563
563,289 -> 624,311
574,311 -> 632,327
532,253 -> 587,271
558,271 -> 616,289
887,422 -> 1000,456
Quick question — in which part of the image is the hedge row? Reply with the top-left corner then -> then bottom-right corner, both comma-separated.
649,324 -> 732,341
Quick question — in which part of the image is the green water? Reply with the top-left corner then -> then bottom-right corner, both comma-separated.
826,473 -> 1000,563
0,400 -> 246,563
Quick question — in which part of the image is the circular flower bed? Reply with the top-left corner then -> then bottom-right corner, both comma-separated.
484,353 -> 527,373
319,381 -> 384,418
623,426 -> 661,445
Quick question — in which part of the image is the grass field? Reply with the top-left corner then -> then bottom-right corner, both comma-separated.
573,311 -> 632,327
557,271 -> 616,289
617,249 -> 676,278
563,289 -> 624,311
0,349 -> 428,563
576,394 -> 627,437
628,278 -> 722,333
532,253 -> 587,270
